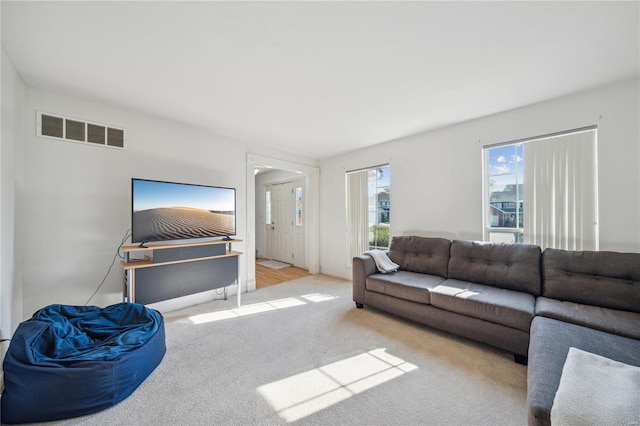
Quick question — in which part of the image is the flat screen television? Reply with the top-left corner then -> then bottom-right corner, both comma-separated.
131,178 -> 236,244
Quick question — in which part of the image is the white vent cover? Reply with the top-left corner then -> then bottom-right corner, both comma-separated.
37,111 -> 125,149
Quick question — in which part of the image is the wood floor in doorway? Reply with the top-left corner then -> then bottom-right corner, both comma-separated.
255,258 -> 311,289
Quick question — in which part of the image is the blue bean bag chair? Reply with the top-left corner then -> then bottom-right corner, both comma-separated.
1,303 -> 165,424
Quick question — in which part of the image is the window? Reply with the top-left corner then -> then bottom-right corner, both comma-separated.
265,190 -> 272,225
295,186 -> 303,226
346,165 -> 390,263
368,166 -> 390,250
483,127 -> 598,250
485,144 -> 524,243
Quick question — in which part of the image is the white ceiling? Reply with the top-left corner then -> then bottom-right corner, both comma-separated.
2,1 -> 638,160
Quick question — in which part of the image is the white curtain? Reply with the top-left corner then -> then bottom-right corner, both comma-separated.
346,170 -> 369,264
523,129 -> 598,251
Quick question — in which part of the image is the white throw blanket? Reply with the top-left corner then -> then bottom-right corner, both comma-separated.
364,250 -> 399,274
551,347 -> 640,426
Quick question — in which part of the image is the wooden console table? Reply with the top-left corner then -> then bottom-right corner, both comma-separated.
121,239 -> 242,307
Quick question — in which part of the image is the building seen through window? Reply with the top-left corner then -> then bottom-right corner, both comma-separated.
486,144 -> 523,243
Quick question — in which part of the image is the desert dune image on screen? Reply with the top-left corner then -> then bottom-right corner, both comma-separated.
132,180 -> 235,243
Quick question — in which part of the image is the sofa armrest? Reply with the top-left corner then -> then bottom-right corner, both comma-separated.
352,254 -> 377,306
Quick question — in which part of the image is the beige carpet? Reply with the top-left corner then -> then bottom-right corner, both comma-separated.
40,275 -> 527,425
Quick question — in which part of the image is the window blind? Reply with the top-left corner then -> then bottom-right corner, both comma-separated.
523,129 -> 598,250
346,170 -> 369,265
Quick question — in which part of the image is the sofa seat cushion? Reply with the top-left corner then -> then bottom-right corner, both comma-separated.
366,271 -> 445,305
535,297 -> 640,340
430,279 -> 535,332
527,316 -> 640,426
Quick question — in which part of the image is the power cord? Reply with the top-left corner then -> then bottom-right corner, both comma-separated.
84,229 -> 131,306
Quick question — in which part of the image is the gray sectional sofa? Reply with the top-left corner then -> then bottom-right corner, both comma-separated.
352,236 -> 640,426
528,248 -> 640,425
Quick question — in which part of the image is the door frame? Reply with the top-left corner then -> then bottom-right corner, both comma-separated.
246,154 -> 320,293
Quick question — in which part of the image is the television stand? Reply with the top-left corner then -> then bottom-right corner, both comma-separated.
121,239 -> 243,307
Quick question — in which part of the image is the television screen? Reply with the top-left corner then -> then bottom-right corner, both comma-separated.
131,178 -> 236,244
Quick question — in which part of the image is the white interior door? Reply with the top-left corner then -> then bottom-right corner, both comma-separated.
263,179 -> 307,267
267,183 -> 293,263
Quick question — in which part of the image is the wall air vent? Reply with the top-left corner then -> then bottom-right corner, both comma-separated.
37,111 -> 125,149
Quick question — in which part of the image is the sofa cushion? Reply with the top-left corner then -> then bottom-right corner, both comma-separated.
535,297 -> 640,340
388,236 -> 451,278
448,240 -> 542,295
542,248 -> 640,313
527,316 -> 640,426
550,348 -> 640,426
430,279 -> 536,332
366,271 -> 444,305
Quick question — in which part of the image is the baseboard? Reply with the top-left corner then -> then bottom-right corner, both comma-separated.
318,269 -> 351,281
147,288 -> 230,313
245,278 -> 257,292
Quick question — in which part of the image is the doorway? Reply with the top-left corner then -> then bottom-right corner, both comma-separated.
254,260 -> 311,289
246,154 -> 320,293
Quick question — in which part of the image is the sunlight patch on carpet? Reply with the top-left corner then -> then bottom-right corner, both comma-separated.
301,293 -> 338,303
257,348 -> 418,422
188,294 -> 339,325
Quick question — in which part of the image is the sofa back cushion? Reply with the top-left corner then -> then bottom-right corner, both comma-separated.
448,240 -> 542,295
388,236 -> 451,278
543,248 -> 640,312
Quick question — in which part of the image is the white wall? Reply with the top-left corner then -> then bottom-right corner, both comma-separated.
1,48 -> 25,346
6,73 -> 638,320
320,78 -> 640,279
16,86 -> 317,319
18,87 -> 244,316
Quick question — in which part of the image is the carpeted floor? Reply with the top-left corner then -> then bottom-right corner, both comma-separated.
40,275 -> 527,425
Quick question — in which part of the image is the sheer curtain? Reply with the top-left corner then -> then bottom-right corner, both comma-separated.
346,170 -> 369,265
523,129 -> 598,250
